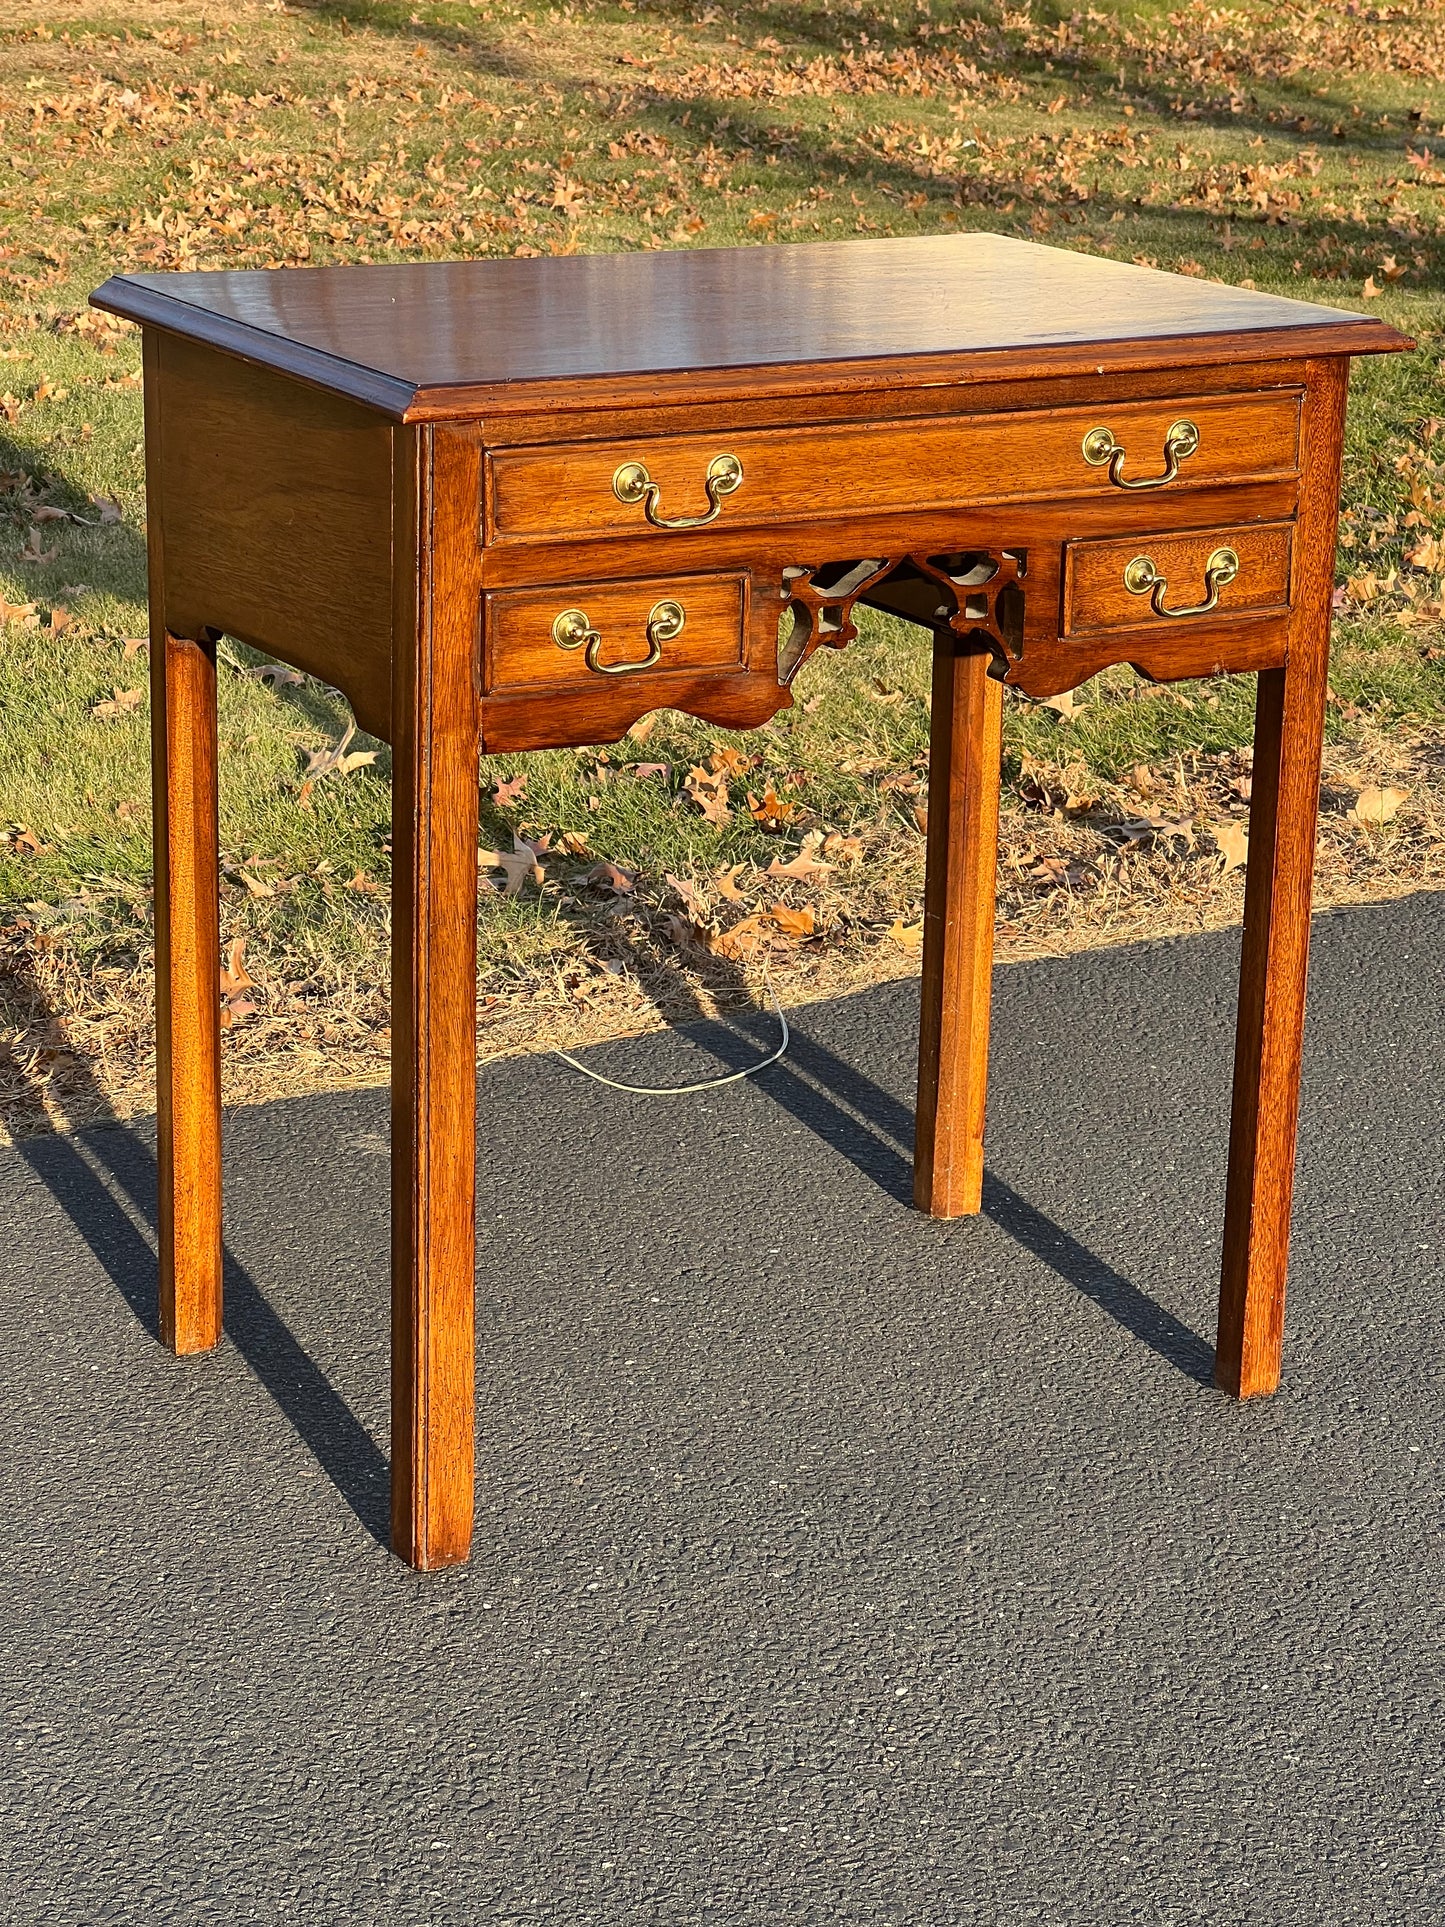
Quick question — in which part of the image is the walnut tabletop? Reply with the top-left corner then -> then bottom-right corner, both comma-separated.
91,236 -> 1410,1569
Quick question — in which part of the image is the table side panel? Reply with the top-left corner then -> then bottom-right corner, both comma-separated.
149,334 -> 396,740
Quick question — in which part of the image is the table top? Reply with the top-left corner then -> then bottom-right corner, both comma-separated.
93,232 -> 1406,422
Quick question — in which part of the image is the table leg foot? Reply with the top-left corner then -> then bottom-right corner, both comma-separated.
1216,357 -> 1347,1398
152,624 -> 223,1356
914,636 -> 1003,1219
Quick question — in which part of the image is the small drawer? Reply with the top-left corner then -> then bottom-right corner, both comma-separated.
486,391 -> 1301,543
484,573 -> 747,694
1063,521 -> 1292,637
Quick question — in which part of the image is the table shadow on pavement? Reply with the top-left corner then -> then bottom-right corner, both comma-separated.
0,893 -> 1441,1926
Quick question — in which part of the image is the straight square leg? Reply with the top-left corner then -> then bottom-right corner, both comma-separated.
1216,357 -> 1349,1396
914,635 -> 1003,1218
151,622 -> 223,1355
389,426 -> 482,1569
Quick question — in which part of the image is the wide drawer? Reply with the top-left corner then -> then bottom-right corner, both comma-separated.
487,391 -> 1301,542
1063,521 -> 1293,637
484,572 -> 747,694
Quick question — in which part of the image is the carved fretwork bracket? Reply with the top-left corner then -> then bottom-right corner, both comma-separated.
777,548 -> 1031,685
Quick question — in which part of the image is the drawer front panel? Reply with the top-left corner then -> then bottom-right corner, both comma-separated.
488,391 -> 1301,542
1064,522 -> 1293,637
485,573 -> 747,694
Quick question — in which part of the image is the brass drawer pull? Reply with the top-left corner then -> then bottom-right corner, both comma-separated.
1124,545 -> 1239,618
1083,418 -> 1200,491
551,598 -> 685,675
612,453 -> 743,529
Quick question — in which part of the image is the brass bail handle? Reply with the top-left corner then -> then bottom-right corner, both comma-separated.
612,452 -> 744,529
551,598 -> 686,675
1083,418 -> 1200,491
1123,545 -> 1240,619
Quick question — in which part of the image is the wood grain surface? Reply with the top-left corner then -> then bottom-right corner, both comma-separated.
147,333 -> 396,740
488,392 -> 1301,542
913,637 -> 1003,1219
389,424 -> 482,1568
92,235 -> 1408,419
1063,521 -> 1293,635
1216,356 -> 1350,1399
485,573 -> 746,692
145,333 -> 223,1357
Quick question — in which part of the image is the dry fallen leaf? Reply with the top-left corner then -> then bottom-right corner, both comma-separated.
1038,689 -> 1080,720
715,863 -> 749,901
766,847 -> 832,883
1212,819 -> 1249,874
577,859 -> 635,894
491,772 -> 527,807
888,919 -> 924,954
769,903 -> 816,938
1,597 -> 39,626
304,721 -> 379,781
19,528 -> 58,568
747,786 -> 800,830
626,713 -> 658,745
1349,785 -> 1408,826
219,938 -> 257,1028
480,835 -> 548,896
90,686 -> 144,722
821,832 -> 865,863
247,662 -> 304,689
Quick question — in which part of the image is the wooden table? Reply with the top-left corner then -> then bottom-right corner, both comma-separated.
93,235 -> 1408,1569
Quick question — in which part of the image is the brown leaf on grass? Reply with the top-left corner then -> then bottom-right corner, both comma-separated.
121,637 -> 149,660
769,903 -> 816,939
715,863 -> 749,901
888,919 -> 924,954
685,768 -> 731,824
711,912 -> 771,959
625,712 -> 659,744
577,859 -> 635,895
45,606 -> 71,633
246,662 -> 304,689
1038,688 -> 1081,720
480,835 -> 548,897
747,786 -> 800,830
0,597 -> 38,626
5,827 -> 46,856
491,772 -> 527,806
664,872 -> 710,921
1106,812 -> 1195,849
19,528 -> 58,567
709,746 -> 750,778
219,938 -> 257,1029
304,721 -> 379,781
1211,820 -> 1249,874
766,842 -> 832,883
821,832 -> 865,863
1349,785 -> 1408,826
630,762 -> 670,781
31,504 -> 72,523
1361,276 -> 1381,299
90,686 -> 144,722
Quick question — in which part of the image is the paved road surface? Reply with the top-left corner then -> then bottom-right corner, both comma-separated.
1,894 -> 1442,1925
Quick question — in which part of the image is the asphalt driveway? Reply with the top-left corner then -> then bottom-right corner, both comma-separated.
1,893 -> 1442,1926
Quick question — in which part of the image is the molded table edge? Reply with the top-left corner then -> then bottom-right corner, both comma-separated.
89,274 -> 1412,424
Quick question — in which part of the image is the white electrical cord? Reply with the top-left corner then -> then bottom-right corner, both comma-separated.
552,962 -> 789,1096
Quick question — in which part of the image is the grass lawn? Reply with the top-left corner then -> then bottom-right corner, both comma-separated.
1,0 -> 1443,1133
